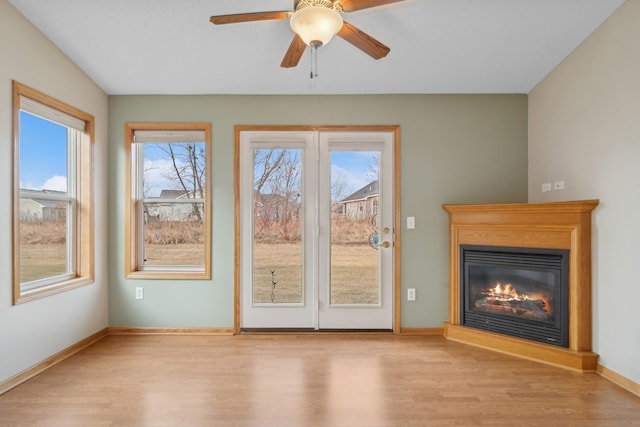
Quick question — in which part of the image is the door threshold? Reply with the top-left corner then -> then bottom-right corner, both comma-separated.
240,328 -> 393,334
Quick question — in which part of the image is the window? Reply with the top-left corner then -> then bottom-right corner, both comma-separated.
125,123 -> 211,279
13,81 -> 94,304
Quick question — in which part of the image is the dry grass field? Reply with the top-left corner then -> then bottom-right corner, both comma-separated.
142,243 -> 203,266
329,243 -> 379,304
253,242 -> 378,304
19,243 -> 66,282
19,222 -> 67,282
252,217 -> 380,304
20,219 -> 379,304
19,221 -> 208,281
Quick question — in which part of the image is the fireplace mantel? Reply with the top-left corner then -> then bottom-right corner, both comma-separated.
442,200 -> 599,371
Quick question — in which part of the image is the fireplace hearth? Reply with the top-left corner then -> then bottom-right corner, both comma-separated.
461,245 -> 569,347
442,200 -> 599,371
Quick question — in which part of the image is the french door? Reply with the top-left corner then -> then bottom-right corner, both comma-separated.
238,129 -> 395,330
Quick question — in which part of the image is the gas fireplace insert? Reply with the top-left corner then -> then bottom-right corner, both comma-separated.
460,245 -> 569,347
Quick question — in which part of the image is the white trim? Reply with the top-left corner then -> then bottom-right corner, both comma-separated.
239,131 -> 317,328
239,130 -> 394,330
20,96 -> 86,131
133,129 -> 205,143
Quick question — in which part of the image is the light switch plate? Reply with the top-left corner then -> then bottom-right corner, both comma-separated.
407,216 -> 416,229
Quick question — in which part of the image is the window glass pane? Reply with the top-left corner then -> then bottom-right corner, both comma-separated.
19,111 -> 68,193
18,111 -> 70,285
141,142 -> 206,268
19,201 -> 68,283
252,148 -> 303,304
142,143 -> 206,199
142,201 -> 205,266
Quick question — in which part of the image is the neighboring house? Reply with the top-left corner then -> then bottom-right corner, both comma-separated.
144,189 -> 204,222
253,191 -> 301,222
336,180 -> 378,221
19,189 -> 67,222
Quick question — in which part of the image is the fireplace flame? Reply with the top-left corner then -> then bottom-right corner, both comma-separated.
482,281 -> 552,316
490,282 -> 528,301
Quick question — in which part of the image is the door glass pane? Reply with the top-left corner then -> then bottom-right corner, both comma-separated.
252,148 -> 303,304
330,151 -> 380,305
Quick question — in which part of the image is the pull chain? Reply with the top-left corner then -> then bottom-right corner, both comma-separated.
310,40 -> 321,79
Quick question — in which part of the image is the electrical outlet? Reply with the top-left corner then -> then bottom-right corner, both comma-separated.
135,287 -> 144,300
541,183 -> 552,192
553,180 -> 565,190
407,288 -> 416,301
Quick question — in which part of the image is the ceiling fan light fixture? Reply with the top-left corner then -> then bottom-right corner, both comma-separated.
290,5 -> 344,46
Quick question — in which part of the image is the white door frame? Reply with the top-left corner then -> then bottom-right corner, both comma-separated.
234,126 -> 401,333
317,131 -> 395,330
238,131 -> 317,329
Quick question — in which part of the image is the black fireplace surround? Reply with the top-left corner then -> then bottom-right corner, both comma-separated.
460,245 -> 569,347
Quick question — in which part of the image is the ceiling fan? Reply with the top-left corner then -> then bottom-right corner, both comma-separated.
209,0 -> 408,75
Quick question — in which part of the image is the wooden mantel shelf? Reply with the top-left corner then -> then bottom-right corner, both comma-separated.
442,199 -> 599,371
442,199 -> 599,215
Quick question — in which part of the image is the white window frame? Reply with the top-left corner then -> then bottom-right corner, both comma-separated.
12,81 -> 94,304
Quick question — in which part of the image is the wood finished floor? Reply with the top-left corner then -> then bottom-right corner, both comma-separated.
0,334 -> 639,427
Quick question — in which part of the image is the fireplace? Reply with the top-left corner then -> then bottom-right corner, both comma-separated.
460,245 -> 569,347
442,200 -> 599,371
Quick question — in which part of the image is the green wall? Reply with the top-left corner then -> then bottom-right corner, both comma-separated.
108,94 -> 527,328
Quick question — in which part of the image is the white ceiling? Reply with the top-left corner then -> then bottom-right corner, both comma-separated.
9,0 -> 625,95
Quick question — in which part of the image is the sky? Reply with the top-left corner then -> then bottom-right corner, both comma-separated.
19,111 -> 68,191
143,143 -> 205,197
251,148 -> 378,202
19,115 -> 200,197
144,148 -> 378,199
330,151 -> 379,199
19,112 -> 379,200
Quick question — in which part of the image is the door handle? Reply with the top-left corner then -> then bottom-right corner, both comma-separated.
368,230 -> 392,250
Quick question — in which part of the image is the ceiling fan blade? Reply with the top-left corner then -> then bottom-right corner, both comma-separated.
281,34 -> 307,68
338,0 -> 407,12
337,21 -> 390,60
210,11 -> 290,25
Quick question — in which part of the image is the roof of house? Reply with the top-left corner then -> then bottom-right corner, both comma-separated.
20,189 -> 68,208
158,189 -> 188,199
340,180 -> 378,203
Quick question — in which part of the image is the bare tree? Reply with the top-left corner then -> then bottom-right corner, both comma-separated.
367,152 -> 380,181
270,151 -> 301,241
253,149 -> 286,195
331,168 -> 348,204
253,148 -> 302,241
155,142 -> 206,221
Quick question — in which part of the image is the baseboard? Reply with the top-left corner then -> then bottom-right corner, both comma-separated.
0,328 -> 108,396
399,327 -> 444,336
597,364 -> 640,397
107,327 -> 235,335
444,322 -> 598,372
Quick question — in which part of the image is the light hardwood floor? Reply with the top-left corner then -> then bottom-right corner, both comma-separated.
1,334 -> 639,426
